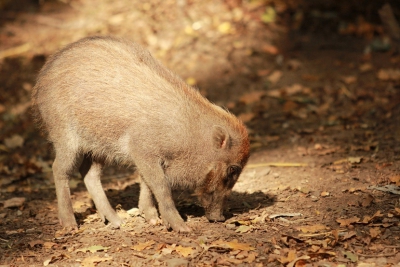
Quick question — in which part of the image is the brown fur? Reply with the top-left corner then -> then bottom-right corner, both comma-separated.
32,36 -> 249,232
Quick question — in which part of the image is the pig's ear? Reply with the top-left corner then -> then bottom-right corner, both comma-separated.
213,126 -> 230,149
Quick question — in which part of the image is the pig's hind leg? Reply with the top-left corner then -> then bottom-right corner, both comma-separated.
138,180 -> 159,225
79,154 -> 123,228
52,143 -> 79,230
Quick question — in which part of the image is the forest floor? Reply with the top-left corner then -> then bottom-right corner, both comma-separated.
0,0 -> 400,266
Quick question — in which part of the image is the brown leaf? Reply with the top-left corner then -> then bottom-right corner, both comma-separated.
331,230 -> 339,241
301,74 -> 320,81
369,227 -> 381,239
285,84 -> 303,95
81,255 -> 112,267
175,245 -> 193,257
287,59 -> 302,70
336,216 -> 360,227
29,240 -> 44,248
239,91 -> 265,104
131,240 -> 155,251
320,192 -> 330,197
238,112 -> 255,123
244,252 -> 258,263
342,76 -> 357,84
283,101 -> 298,113
4,197 -> 26,208
296,224 -> 327,233
262,44 -> 279,55
342,231 -> 357,240
211,239 -> 255,251
362,215 -> 372,224
43,242 -> 57,249
377,68 -> 400,80
267,70 -> 283,84
359,63 -> 373,72
257,69 -> 271,76
360,194 -> 374,207
280,249 -> 297,263
389,175 -> 400,186
4,135 -> 24,149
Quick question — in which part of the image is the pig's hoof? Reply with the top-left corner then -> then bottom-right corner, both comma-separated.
59,218 -> 78,230
169,222 -> 191,233
177,225 -> 191,233
142,208 -> 159,224
148,218 -> 160,225
108,217 -> 123,229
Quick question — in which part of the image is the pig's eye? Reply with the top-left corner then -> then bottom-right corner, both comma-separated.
227,165 -> 242,180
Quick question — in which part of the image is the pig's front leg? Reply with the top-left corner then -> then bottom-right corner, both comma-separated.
137,160 -> 190,232
138,180 -> 159,225
79,156 -> 123,228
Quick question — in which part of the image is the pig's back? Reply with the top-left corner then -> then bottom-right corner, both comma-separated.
32,36 -> 228,161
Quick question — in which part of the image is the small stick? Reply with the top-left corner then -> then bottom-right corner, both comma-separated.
0,43 -> 31,59
356,252 -> 397,258
247,162 -> 308,168
379,4 -> 400,41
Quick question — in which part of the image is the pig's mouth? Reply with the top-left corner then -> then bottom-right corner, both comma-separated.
205,211 -> 225,222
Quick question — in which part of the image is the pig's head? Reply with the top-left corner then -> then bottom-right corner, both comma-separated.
197,125 -> 249,222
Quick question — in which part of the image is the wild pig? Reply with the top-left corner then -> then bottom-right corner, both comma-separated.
32,36 -> 249,232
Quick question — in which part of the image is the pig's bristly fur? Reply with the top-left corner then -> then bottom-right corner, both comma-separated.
31,36 -> 249,232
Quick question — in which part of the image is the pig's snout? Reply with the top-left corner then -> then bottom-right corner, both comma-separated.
206,211 -> 225,222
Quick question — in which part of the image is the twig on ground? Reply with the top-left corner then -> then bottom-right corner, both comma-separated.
247,162 -> 308,168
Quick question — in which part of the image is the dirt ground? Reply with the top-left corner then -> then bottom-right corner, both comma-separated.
0,0 -> 400,266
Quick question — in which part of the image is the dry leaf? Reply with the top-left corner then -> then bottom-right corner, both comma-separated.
266,89 -> 282,98
131,240 -> 155,251
175,245 -> 193,257
244,252 -> 258,263
359,63 -> 373,72
43,242 -> 57,249
236,225 -> 252,233
218,22 -> 233,34
336,216 -> 360,227
283,100 -> 298,113
239,91 -> 265,104
238,112 -> 255,123
301,74 -> 320,81
342,231 -> 357,240
285,84 -> 303,95
377,68 -> 400,80
369,227 -> 381,239
4,197 -> 26,208
360,194 -> 374,207
287,59 -> 302,70
257,69 -> 271,76
331,229 -> 339,241
211,239 -> 255,251
287,255 -> 310,267
342,76 -> 357,84
267,70 -> 283,84
296,224 -> 327,233
389,175 -> 400,186
29,240 -> 44,248
186,77 -> 197,86
320,191 -> 330,197
4,135 -> 24,149
262,44 -> 279,55
280,249 -> 297,263
362,215 -> 372,224
395,207 -> 400,215
81,255 -> 112,267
